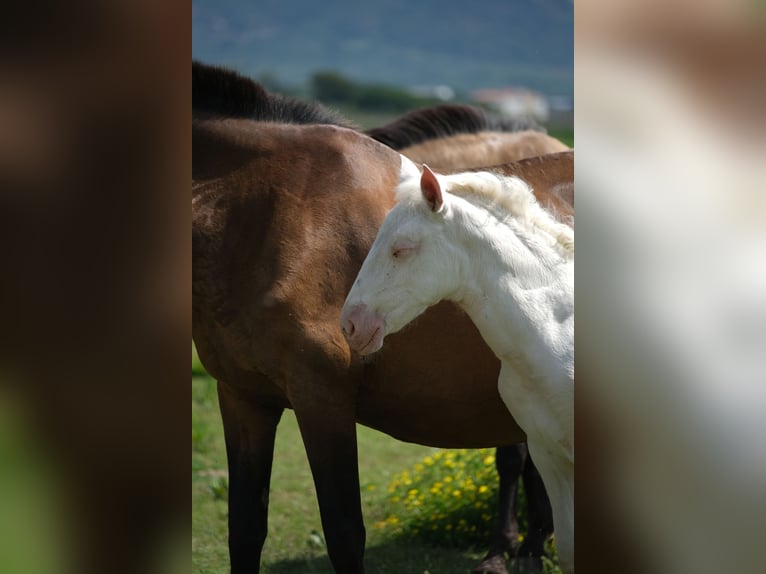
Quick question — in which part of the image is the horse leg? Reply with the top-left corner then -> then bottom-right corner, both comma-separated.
472,445 -> 524,574
218,381 -> 283,574
293,397 -> 365,574
516,452 -> 554,573
525,441 -> 574,574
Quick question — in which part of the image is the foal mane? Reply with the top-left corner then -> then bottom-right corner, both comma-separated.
192,61 -> 354,127
365,104 -> 542,150
398,170 -> 574,258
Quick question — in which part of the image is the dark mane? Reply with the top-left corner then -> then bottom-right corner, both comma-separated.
365,104 -> 543,150
192,61 -> 354,127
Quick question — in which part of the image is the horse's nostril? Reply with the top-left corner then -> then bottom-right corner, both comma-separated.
342,320 -> 355,338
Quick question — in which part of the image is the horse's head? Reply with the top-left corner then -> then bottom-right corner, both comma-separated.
341,159 -> 464,355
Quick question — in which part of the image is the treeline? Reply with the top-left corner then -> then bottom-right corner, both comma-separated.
259,70 -> 447,113
310,71 -> 445,112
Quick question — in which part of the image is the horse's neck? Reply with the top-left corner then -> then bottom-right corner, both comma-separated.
453,217 -> 574,379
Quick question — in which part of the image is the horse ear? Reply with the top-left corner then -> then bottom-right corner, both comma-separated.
420,164 -> 444,212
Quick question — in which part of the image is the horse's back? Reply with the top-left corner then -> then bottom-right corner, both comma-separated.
400,130 -> 569,171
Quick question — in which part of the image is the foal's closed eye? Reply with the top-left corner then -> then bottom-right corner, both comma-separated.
392,246 -> 414,260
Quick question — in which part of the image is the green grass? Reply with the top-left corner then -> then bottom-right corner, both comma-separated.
547,129 -> 573,148
192,369 -> 502,573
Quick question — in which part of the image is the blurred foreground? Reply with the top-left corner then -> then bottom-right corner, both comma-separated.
0,3 -> 189,574
576,2 -> 766,573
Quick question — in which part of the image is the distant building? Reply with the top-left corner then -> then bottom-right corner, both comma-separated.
410,85 -> 456,101
471,87 -> 550,122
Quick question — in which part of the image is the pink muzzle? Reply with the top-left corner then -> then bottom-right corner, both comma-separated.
340,303 -> 385,355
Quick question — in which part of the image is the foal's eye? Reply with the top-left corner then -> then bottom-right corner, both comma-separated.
392,247 -> 413,260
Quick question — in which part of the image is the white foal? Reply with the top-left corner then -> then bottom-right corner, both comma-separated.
341,156 -> 574,572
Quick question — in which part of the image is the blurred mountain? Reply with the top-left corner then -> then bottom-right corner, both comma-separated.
192,0 -> 573,96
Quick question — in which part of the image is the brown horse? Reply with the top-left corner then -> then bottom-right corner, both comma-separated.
192,62 -> 573,574
366,103 -> 569,170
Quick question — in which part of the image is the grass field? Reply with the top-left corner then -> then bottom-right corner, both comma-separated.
193,375 -> 490,573
193,348 -> 560,574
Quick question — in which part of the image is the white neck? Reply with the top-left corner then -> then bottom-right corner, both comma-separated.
449,206 -> 574,384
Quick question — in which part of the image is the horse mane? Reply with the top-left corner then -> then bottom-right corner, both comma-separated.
399,170 -> 574,258
192,61 -> 354,127
451,172 -> 574,258
365,104 -> 543,150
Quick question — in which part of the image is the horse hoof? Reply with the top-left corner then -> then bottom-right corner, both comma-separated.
472,554 -> 509,574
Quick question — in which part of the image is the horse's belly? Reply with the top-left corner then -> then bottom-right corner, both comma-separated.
356,390 -> 526,448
